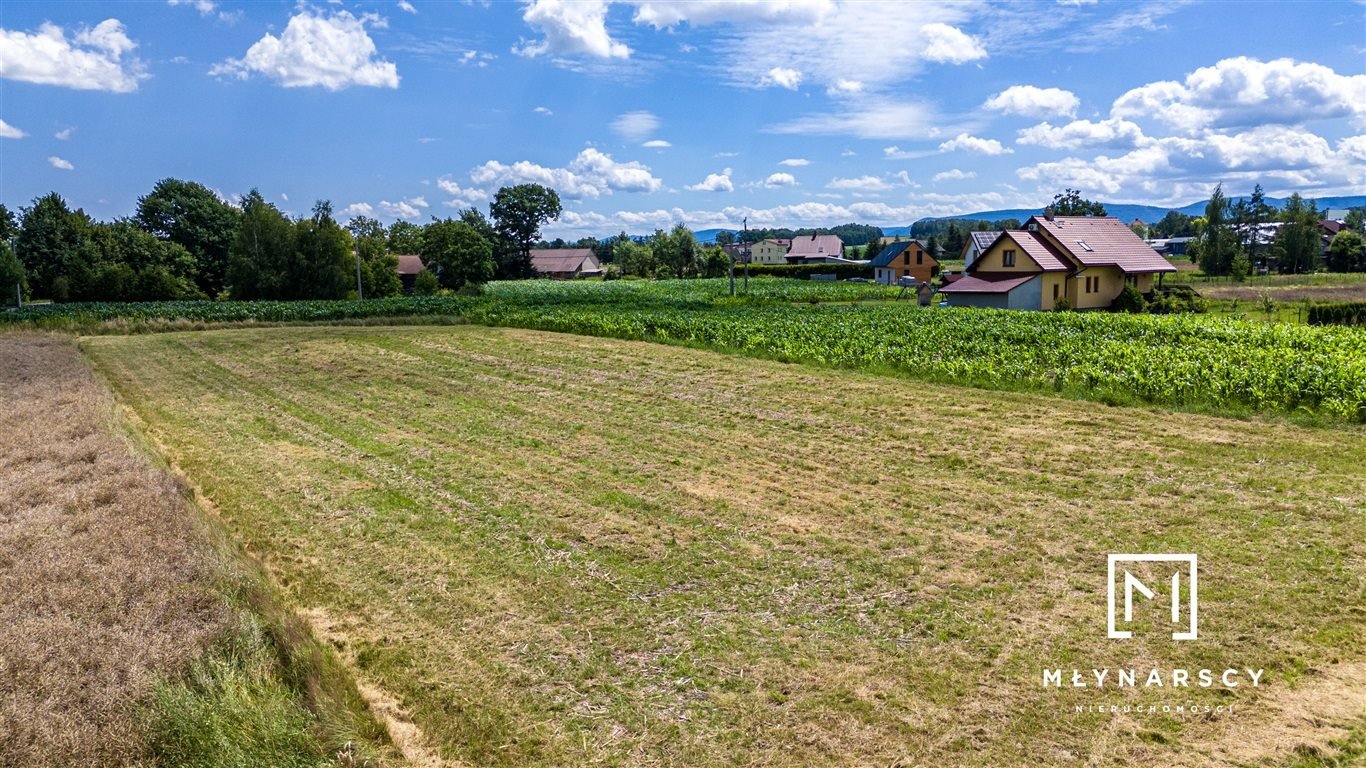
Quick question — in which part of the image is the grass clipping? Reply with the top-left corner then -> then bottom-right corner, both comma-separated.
0,333 -> 388,767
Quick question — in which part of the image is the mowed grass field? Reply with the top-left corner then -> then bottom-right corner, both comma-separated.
84,325 -> 1366,766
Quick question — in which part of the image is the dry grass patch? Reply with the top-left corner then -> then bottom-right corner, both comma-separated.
82,325 -> 1366,767
0,332 -> 392,767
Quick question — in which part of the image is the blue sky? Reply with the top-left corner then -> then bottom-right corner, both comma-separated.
2,0 -> 1363,237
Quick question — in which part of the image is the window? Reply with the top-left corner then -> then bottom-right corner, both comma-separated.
1077,240 -> 1093,252
916,251 -> 923,265
1003,249 -> 1016,267
903,252 -> 910,265
1053,283 -> 1059,301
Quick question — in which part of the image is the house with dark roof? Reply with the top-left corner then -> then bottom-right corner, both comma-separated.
785,234 -> 845,263
961,231 -> 1003,270
939,215 -> 1175,310
870,240 -> 937,285
530,248 -> 604,279
395,254 -> 426,294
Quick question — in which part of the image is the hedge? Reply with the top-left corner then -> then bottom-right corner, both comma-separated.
739,263 -> 873,280
1307,301 -> 1366,326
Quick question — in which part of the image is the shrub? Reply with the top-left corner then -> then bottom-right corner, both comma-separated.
1112,284 -> 1146,313
413,270 -> 440,296
742,263 -> 872,280
1053,295 -> 1072,311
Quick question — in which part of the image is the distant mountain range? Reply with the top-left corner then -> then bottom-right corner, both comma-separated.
690,195 -> 1365,243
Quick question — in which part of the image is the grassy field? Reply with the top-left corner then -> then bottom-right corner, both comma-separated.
84,325 -> 1366,766
0,334 -> 391,767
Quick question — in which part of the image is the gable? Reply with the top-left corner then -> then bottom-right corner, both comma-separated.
1029,216 -> 1175,273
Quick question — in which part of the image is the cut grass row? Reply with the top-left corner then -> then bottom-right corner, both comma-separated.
82,325 -> 1366,766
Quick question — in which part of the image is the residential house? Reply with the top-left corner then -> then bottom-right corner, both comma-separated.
961,231 -> 1002,270
870,240 -> 937,285
939,215 -> 1175,310
785,234 -> 845,264
395,254 -> 425,294
748,239 -> 791,265
530,248 -> 604,279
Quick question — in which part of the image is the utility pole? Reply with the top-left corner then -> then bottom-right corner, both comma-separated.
728,242 -> 735,296
354,238 -> 364,300
742,217 -> 750,292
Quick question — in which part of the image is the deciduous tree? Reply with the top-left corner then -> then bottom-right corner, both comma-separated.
135,178 -> 239,298
421,219 -> 495,290
490,184 -> 561,279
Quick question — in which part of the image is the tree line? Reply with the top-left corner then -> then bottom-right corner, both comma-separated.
1187,184 -> 1364,276
0,179 -> 564,304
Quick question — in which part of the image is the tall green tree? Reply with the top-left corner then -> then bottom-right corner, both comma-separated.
1048,188 -> 1107,217
135,178 -> 240,298
1270,194 -> 1321,274
1196,184 -> 1239,276
421,219 -> 495,290
490,184 -> 561,279
1326,230 -> 1365,273
16,193 -> 96,300
0,204 -> 18,243
386,220 -> 424,255
0,241 -> 26,306
291,201 -> 352,299
226,190 -> 295,300
653,224 -> 698,279
346,215 -> 401,298
1231,184 -> 1275,269
613,238 -> 654,277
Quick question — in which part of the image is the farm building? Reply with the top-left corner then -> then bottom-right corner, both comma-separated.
870,240 -> 937,285
530,248 -> 604,279
939,215 -> 1175,311
786,234 -> 845,263
395,254 -> 425,294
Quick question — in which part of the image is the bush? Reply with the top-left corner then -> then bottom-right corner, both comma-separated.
1112,284 -> 1146,313
1307,301 -> 1366,326
1053,295 -> 1072,311
413,270 -> 440,296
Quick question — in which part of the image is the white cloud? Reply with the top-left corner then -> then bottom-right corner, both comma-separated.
983,85 -> 1079,119
0,119 -> 27,139
938,132 -> 1013,155
920,23 -> 986,64
686,168 -> 733,192
378,196 -> 429,219
48,156 -> 74,170
209,11 -> 399,90
1016,126 -> 1365,203
54,127 -> 74,140
717,4 -> 986,95
642,139 -> 671,148
168,0 -> 217,15
714,151 -> 740,158
631,1 -> 833,29
611,110 -> 661,141
469,148 -> 663,199
826,78 -> 863,96
533,106 -> 553,115
398,1 -> 417,14
0,19 -> 147,92
882,145 -> 936,160
437,178 -> 489,207
763,172 -> 797,188
771,101 -> 950,140
281,193 -> 289,202
1057,0 -> 1097,4
515,0 -> 629,59
1112,57 -> 1366,134
827,175 -> 892,191
459,50 -> 494,67
760,66 -> 802,90
1016,117 -> 1149,150
932,168 -> 976,182
339,202 -> 375,218
779,158 -> 810,167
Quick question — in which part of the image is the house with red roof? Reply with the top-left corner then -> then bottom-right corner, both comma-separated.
939,215 -> 1175,311
785,233 -> 845,263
